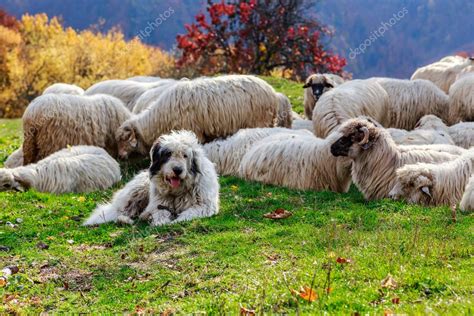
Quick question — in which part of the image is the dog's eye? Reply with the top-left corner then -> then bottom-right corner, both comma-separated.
183,154 -> 188,158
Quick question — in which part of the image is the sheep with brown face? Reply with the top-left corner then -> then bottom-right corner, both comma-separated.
329,117 -> 460,200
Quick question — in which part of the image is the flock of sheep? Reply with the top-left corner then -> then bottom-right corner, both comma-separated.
0,54 -> 473,225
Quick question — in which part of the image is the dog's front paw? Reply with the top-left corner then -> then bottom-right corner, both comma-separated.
150,210 -> 173,226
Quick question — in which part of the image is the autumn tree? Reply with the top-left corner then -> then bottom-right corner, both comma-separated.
176,0 -> 346,80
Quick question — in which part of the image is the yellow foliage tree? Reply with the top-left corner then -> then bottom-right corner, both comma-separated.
0,14 -> 175,118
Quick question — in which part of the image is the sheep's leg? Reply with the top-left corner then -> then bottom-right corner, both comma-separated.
22,128 -> 38,165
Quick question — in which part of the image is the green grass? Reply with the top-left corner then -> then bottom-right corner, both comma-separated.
0,78 -> 473,314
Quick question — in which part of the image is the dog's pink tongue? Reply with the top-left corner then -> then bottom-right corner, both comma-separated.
170,177 -> 181,188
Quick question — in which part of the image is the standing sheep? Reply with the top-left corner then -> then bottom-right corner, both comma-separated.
329,118 -> 459,200
43,83 -> 84,95
410,55 -> 473,93
116,75 -> 280,158
203,127 -> 312,176
312,79 -> 389,138
416,114 -> 474,149
303,73 -> 344,119
448,73 -> 474,124
132,80 -> 177,114
85,79 -> 164,111
239,131 -> 353,192
22,94 -> 131,164
0,146 -> 121,194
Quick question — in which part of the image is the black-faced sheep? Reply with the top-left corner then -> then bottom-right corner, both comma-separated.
329,118 -> 459,200
303,73 -> 344,119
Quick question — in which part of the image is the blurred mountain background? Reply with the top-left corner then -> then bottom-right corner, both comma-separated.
1,0 -> 473,78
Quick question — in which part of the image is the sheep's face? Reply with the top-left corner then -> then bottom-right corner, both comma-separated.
116,123 -> 139,159
330,120 -> 378,159
0,170 -> 23,192
149,136 -> 199,193
389,167 -> 434,205
302,75 -> 334,102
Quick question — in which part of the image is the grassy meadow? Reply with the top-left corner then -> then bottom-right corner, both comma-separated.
0,78 -> 472,314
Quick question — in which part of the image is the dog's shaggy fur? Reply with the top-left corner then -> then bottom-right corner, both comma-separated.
0,146 -> 121,194
84,131 -> 219,226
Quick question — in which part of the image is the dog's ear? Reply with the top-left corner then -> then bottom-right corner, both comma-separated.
190,150 -> 201,175
149,143 -> 171,176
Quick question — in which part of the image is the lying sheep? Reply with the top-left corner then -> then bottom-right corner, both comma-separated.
4,147 -> 23,168
22,94 -> 131,164
387,127 -> 454,146
312,79 -> 389,137
410,55 -> 473,93
85,79 -> 164,111
372,78 -> 450,129
416,114 -> 474,149
448,73 -> 474,124
43,83 -> 84,95
329,118 -> 459,200
276,93 -> 293,128
292,118 -> 314,133
0,146 -> 121,194
132,80 -> 177,114
203,127 -> 312,176
411,56 -> 474,93
116,75 -> 280,158
303,73 -> 344,119
239,131 -> 353,192
389,151 -> 474,210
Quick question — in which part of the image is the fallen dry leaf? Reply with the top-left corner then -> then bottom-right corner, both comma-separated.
381,275 -> 398,289
292,286 -> 318,302
36,242 -> 49,250
336,257 -> 352,264
264,208 -> 292,219
240,306 -> 256,316
0,278 -> 6,287
391,297 -> 400,304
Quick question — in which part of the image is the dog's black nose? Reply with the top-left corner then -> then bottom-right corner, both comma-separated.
172,166 -> 183,176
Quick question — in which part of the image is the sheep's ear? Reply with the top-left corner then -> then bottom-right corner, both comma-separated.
12,178 -> 27,192
421,186 -> 432,198
302,82 -> 311,88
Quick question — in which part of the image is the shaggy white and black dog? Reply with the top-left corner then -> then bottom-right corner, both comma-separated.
84,131 -> 220,226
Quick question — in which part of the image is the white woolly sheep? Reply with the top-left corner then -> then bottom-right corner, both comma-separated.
416,114 -> 474,149
312,79 -> 390,137
448,73 -> 474,124
4,147 -> 23,168
303,73 -> 344,119
239,131 -> 353,192
22,93 -> 131,164
127,76 -> 161,82
410,55 -> 473,93
42,83 -> 84,95
460,176 -> 474,212
116,75 -> 280,158
387,127 -> 454,146
292,118 -> 314,133
85,79 -> 165,111
389,151 -> 474,209
276,93 -> 293,128
329,118 -> 460,200
132,80 -> 177,114
0,146 -> 121,194
203,127 -> 312,176
372,78 -> 450,129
